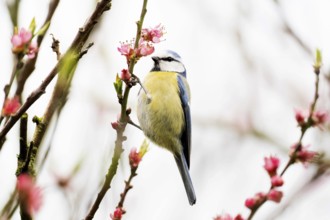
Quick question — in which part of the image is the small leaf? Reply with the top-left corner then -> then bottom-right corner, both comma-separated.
113,74 -> 123,95
35,21 -> 50,37
29,17 -> 36,34
138,139 -> 149,158
314,48 -> 322,69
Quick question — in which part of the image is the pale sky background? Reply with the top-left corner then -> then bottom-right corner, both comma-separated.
1,0 -> 330,220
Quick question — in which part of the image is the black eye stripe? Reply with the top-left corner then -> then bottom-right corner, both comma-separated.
161,57 -> 177,62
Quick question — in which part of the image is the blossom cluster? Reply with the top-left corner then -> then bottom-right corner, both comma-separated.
16,174 -> 43,215
295,109 -> 328,128
117,24 -> 165,64
11,28 -> 38,59
245,156 -> 284,211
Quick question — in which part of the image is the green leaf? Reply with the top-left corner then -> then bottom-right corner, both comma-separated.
113,74 -> 123,95
29,17 -> 36,34
35,21 -> 50,37
314,48 -> 322,69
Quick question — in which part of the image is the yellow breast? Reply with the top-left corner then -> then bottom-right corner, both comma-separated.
137,71 -> 184,153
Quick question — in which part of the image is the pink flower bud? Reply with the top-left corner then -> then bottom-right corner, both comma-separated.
120,69 -> 131,81
234,214 -> 245,220
297,148 -> 317,164
111,121 -> 119,130
263,156 -> 280,177
2,96 -> 20,116
267,189 -> 283,203
129,148 -> 142,168
311,110 -> 329,127
27,41 -> 38,59
244,198 -> 256,209
245,192 -> 266,209
110,207 -> 123,220
290,143 -> 317,165
294,109 -> 306,126
271,175 -> 284,187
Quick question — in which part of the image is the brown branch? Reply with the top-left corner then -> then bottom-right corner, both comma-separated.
0,0 -> 112,150
84,0 -> 149,219
15,0 -> 60,98
273,0 -> 313,56
247,52 -> 322,220
117,167 -> 138,210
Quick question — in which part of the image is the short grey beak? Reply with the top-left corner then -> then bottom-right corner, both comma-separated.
152,56 -> 160,63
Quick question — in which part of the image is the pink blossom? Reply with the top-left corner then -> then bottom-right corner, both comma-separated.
296,148 -> 317,164
311,110 -> 329,127
139,45 -> 154,56
141,24 -> 165,43
294,109 -> 306,126
110,207 -> 123,220
120,69 -> 131,81
27,41 -> 38,59
2,96 -> 20,116
11,28 -> 32,53
129,148 -> 142,168
245,192 -> 266,209
117,42 -> 134,61
271,175 -> 284,187
17,174 -> 42,215
290,143 -> 317,165
263,156 -> 280,177
267,189 -> 283,203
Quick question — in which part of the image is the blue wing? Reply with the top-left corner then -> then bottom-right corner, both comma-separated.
177,75 -> 191,168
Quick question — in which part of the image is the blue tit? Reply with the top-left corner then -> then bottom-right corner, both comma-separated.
137,50 -> 196,205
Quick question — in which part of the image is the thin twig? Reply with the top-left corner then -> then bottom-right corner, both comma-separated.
247,54 -> 322,220
0,0 -> 112,150
15,0 -> 60,98
84,0 -> 149,219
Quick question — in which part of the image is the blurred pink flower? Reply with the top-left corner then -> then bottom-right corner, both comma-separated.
263,156 -> 280,177
214,213 -> 243,220
110,207 -> 123,220
2,96 -> 20,116
27,41 -> 38,59
311,110 -> 329,127
271,175 -> 284,187
267,189 -> 283,203
245,192 -> 266,209
129,148 -> 142,168
120,69 -> 131,81
11,28 -> 32,53
294,109 -> 306,126
290,143 -> 317,165
17,174 -> 42,215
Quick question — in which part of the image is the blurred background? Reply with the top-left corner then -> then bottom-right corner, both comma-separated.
1,0 -> 330,219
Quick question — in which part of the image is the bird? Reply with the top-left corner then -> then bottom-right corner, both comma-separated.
137,50 -> 196,205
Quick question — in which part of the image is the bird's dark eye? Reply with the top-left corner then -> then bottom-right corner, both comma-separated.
162,57 -> 175,62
